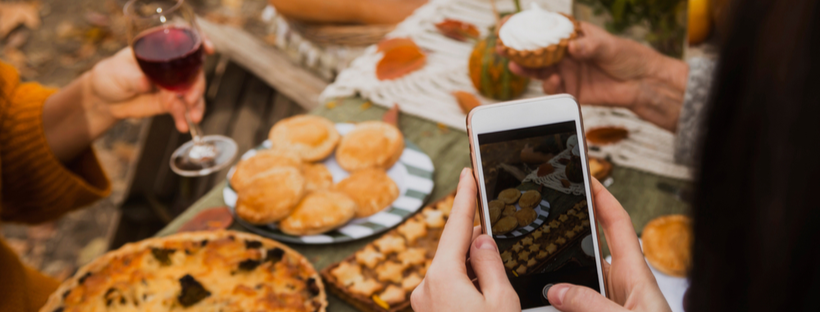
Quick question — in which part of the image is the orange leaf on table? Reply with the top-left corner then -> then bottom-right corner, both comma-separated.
377,37 -> 418,53
435,19 -> 480,41
382,104 -> 400,126
376,39 -> 426,80
452,91 -> 481,114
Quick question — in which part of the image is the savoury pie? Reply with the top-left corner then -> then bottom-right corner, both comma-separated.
229,149 -> 302,191
642,214 -> 692,277
303,163 -> 334,193
41,231 -> 326,312
518,190 -> 542,209
279,191 -> 357,236
335,168 -> 399,218
498,188 -> 522,204
321,194 -> 455,312
235,167 -> 305,224
268,115 -> 340,162
335,121 -> 404,172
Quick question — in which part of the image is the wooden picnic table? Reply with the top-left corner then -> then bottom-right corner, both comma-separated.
156,95 -> 691,312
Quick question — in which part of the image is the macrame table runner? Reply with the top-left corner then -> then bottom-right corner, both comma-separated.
320,0 -> 691,180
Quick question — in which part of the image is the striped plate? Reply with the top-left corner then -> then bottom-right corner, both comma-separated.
493,190 -> 551,239
223,123 -> 435,244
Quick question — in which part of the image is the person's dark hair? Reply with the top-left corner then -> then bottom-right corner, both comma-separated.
687,0 -> 820,311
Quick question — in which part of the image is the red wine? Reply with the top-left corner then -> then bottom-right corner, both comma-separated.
134,26 -> 204,91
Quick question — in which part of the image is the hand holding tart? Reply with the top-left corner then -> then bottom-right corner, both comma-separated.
498,3 -> 580,68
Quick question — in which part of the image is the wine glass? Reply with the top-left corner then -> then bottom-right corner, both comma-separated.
124,0 -> 237,177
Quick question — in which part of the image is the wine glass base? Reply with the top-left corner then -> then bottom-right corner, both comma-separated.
170,135 -> 238,177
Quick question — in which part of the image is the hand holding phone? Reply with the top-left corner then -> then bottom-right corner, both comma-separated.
410,168 -> 521,312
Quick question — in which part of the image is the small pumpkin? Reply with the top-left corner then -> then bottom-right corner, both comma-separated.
468,32 -> 530,101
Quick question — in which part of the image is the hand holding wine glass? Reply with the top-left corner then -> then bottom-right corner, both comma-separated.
124,0 -> 237,176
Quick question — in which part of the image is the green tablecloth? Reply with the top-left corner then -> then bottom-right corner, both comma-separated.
157,98 -> 690,312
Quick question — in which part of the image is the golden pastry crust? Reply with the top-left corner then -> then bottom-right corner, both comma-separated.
230,149 -> 302,191
303,163 -> 334,193
335,121 -> 404,171
497,13 -> 580,68
375,261 -> 404,283
401,273 -> 423,292
349,278 -> 383,297
373,234 -> 406,255
279,191 -> 357,236
332,261 -> 364,286
493,216 -> 519,234
41,231 -> 326,312
378,285 -> 407,305
355,246 -> 385,269
422,207 -> 445,228
498,188 -> 522,204
397,219 -> 428,244
642,215 -> 692,277
335,168 -> 399,218
268,115 -> 340,161
488,200 -> 505,223
515,208 -> 537,227
502,205 -> 516,218
236,167 -> 305,224
518,190 -> 542,209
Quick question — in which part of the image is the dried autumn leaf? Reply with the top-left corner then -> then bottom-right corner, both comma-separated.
0,2 -> 41,38
377,37 -> 418,53
376,39 -> 426,80
382,104 -> 400,126
452,91 -> 481,114
435,19 -> 479,41
179,207 -> 233,232
586,126 -> 629,145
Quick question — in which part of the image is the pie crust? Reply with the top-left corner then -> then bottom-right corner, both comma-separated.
40,231 -> 326,312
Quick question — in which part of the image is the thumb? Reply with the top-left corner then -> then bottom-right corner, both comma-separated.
469,235 -> 513,295
548,284 -> 624,312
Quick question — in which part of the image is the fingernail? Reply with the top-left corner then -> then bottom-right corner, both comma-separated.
550,284 -> 570,306
460,167 -> 470,178
474,235 -> 496,250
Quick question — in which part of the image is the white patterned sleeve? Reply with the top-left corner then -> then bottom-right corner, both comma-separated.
674,57 -> 716,166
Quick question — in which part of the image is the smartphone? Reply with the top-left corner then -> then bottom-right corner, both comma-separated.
467,95 -> 606,311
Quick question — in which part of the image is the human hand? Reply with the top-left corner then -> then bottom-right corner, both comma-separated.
500,21 -> 688,132
410,168 -> 521,312
546,178 -> 671,312
85,38 -> 215,132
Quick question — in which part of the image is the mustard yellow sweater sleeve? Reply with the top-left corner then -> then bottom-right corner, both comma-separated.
0,62 -> 111,312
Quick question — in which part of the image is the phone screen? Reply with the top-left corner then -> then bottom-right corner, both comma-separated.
477,121 -> 600,309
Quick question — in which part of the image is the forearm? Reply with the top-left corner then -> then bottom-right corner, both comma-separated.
42,72 -> 119,163
633,56 -> 689,132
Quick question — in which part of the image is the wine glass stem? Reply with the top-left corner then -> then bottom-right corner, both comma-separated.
180,96 -> 204,145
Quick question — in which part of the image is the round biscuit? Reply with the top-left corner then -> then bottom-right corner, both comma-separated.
335,168 -> 399,218
280,191 -> 357,236
236,167 -> 305,224
269,115 -> 340,162
230,149 -> 302,191
335,121 -> 404,172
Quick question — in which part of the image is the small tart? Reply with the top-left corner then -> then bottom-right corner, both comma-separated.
235,167 -> 305,224
498,4 -> 580,68
335,121 -> 404,171
268,115 -> 340,161
303,163 -> 334,193
335,168 -> 399,218
642,215 -> 692,277
279,191 -> 357,236
229,149 -> 302,191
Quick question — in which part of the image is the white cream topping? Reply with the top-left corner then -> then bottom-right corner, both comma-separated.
498,3 -> 575,51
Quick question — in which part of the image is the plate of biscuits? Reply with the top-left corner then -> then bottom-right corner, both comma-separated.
223,115 -> 435,244
488,189 -> 551,239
